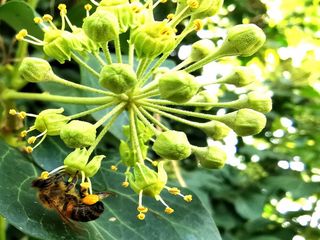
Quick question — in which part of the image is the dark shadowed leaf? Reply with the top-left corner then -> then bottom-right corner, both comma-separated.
0,0 -> 43,38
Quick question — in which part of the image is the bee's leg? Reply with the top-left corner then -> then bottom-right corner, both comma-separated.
65,172 -> 78,193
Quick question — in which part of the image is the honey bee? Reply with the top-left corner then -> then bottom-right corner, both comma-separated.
32,171 -> 111,222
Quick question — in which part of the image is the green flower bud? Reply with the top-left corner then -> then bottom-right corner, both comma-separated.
193,146 -> 227,169
198,120 -> 230,140
190,39 -> 216,62
246,91 -> 272,113
216,108 -> 267,136
84,155 -> 105,177
98,0 -> 134,33
127,162 -> 167,197
214,24 -> 266,58
191,90 -> 218,111
158,70 -> 200,103
34,108 -> 69,136
175,0 -> 223,20
68,28 -> 99,53
192,0 -> 224,18
43,30 -> 72,63
152,130 -> 192,160
82,10 -> 119,43
19,57 -> 53,83
220,67 -> 257,87
99,63 -> 137,94
64,148 -> 90,174
60,120 -> 96,148
131,21 -> 176,58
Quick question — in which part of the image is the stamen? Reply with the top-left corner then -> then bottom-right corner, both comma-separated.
32,130 -> 47,150
110,165 -> 118,171
158,195 -> 169,208
86,177 -> 93,195
42,14 -> 57,30
167,187 -> 181,195
33,17 -> 43,24
48,165 -> 66,175
15,29 -> 28,41
183,195 -> 193,202
187,0 -> 199,9
137,213 -> 145,220
167,13 -> 175,20
193,19 -> 204,31
58,4 -> 67,31
27,136 -> 37,144
164,207 -> 174,214
20,126 -> 36,138
138,190 -> 143,207
24,146 -> 33,154
122,181 -> 129,188
89,0 -> 99,6
40,171 -> 49,179
84,4 -> 92,17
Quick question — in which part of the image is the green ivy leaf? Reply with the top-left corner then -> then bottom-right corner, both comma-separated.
0,0 -> 43,38
0,140 -> 222,240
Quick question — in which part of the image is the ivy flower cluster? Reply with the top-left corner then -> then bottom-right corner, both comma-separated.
4,0 -> 270,220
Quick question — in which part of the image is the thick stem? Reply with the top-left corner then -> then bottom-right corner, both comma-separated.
101,42 -> 113,65
114,36 -> 122,63
94,102 -> 126,128
3,90 -> 113,105
132,104 -> 160,135
141,101 -> 218,121
143,105 -> 202,128
68,101 -> 118,120
0,216 -> 6,240
129,105 -> 144,164
171,161 -> 187,188
138,106 -> 169,131
87,106 -> 124,156
133,89 -> 159,100
50,74 -> 113,96
93,52 -> 106,66
70,52 -> 100,78
136,58 -> 151,80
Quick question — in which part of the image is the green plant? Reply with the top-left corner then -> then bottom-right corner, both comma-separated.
0,0 -> 269,239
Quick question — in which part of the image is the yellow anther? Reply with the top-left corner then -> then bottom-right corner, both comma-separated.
43,14 -> 53,21
152,161 -> 158,167
137,206 -> 148,213
33,17 -> 43,24
40,171 -> 49,179
16,29 -> 28,40
20,130 -> 28,138
110,165 -> 118,171
131,2 -> 143,13
137,213 -> 145,220
160,0 -> 168,2
183,195 -> 193,202
168,187 -> 180,195
80,182 -> 91,190
58,4 -> 67,10
82,194 -> 100,205
27,136 -> 37,144
9,109 -> 17,115
18,111 -> 27,119
24,146 -> 33,154
164,207 -> 174,214
167,13 -> 175,20
122,181 -> 129,188
84,4 -> 92,11
187,0 -> 199,9
193,19 -> 203,31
